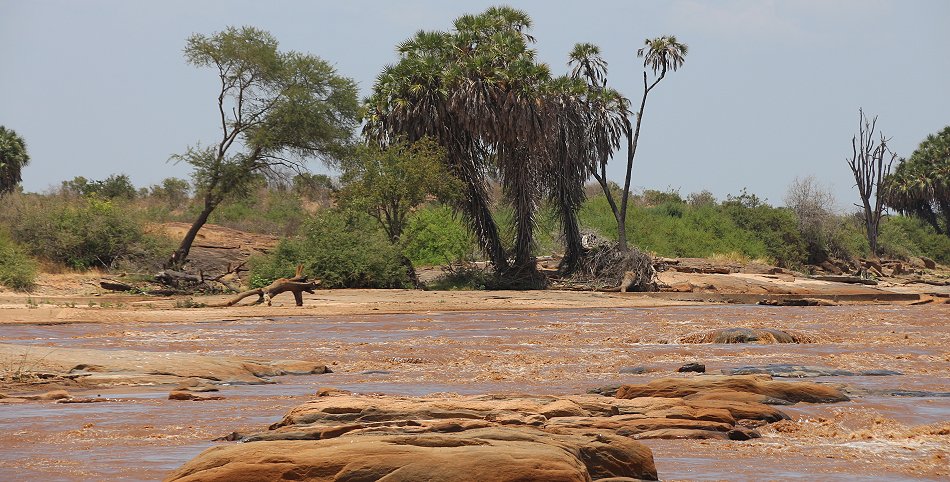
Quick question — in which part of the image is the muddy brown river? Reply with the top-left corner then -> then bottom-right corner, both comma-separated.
2,304 -> 948,481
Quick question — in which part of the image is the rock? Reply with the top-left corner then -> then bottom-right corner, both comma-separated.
619,366 -> 648,375
166,427 -> 659,482
588,384 -> 622,396
722,364 -> 902,378
614,375 -> 850,404
681,328 -> 803,344
677,363 -> 705,373
920,256 -> 937,269
758,298 -> 837,306
0,343 -> 328,388
169,390 -> 225,401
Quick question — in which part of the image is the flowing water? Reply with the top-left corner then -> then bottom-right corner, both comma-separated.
1,305 -> 948,480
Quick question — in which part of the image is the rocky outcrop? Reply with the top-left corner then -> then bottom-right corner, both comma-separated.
0,343 -> 329,389
168,375 -> 850,481
681,327 -> 810,344
722,364 -> 902,378
614,374 -> 849,404
166,427 -> 657,482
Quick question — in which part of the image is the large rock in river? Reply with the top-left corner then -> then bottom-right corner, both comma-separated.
165,427 -> 658,482
615,374 -> 849,404
0,343 -> 329,388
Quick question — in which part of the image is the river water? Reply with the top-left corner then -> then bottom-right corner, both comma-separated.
1,304 -> 948,480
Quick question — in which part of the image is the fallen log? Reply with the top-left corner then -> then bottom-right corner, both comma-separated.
219,265 -> 320,307
100,279 -> 134,292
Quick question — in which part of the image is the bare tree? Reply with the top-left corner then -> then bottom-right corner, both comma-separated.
847,109 -> 897,257
785,176 -> 837,262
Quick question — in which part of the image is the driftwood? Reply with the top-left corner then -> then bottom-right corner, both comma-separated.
219,265 -> 320,307
100,279 -> 134,292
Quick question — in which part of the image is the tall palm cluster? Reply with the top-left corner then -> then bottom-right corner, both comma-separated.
0,126 -> 30,195
884,126 -> 950,237
364,7 -> 624,278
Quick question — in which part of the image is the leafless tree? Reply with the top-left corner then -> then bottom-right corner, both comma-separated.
847,109 -> 897,257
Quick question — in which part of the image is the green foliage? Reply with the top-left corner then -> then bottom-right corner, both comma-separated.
3,194 -> 171,270
337,138 -> 462,243
148,177 -> 191,209
578,192 -> 809,267
171,25 -> 360,266
401,204 -> 475,266
0,126 -> 30,195
0,234 -> 37,291
204,182 -> 307,236
249,210 -> 409,289
884,125 -> 950,234
879,215 -> 950,264
61,174 -> 137,199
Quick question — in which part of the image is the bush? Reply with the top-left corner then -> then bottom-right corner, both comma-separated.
3,193 -> 170,270
401,205 -> 475,266
0,235 -> 37,290
879,215 -> 950,264
249,209 -> 410,289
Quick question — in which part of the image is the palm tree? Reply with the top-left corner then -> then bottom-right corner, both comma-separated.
616,36 -> 688,250
884,126 -> 950,237
366,7 -> 562,281
0,126 -> 30,195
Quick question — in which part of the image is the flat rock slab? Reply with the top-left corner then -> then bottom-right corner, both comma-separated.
615,374 -> 850,404
168,375 -> 851,481
722,364 -> 903,378
0,343 -> 328,389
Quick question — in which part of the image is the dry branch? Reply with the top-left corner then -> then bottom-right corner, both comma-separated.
218,265 -> 320,307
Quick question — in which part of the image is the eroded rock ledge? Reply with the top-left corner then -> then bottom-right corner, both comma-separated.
166,375 -> 848,482
0,343 -> 329,389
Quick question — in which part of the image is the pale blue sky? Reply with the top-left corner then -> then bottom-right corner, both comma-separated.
2,0 -> 948,207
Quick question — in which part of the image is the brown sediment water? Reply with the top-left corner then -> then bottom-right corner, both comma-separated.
1,304 -> 948,480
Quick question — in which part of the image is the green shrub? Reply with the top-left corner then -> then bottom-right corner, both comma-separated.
5,194 -> 170,270
249,209 -> 410,289
401,205 -> 475,266
879,215 -> 950,264
0,235 -> 37,290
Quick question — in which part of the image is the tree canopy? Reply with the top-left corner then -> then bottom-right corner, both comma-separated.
168,26 -> 360,268
884,126 -> 950,237
0,126 -> 30,195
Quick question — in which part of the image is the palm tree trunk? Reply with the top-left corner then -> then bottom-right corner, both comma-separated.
462,184 -> 508,272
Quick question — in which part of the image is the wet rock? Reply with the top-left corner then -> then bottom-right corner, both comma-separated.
168,390 -> 225,401
619,366 -> 648,375
0,343 -> 328,388
722,365 -> 902,378
678,363 -> 706,373
166,427 -> 659,482
614,374 -> 849,404
361,369 -> 394,375
758,298 -> 837,306
588,384 -> 622,396
681,328 -> 803,344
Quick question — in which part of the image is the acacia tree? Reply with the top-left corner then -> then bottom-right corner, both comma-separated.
336,138 -> 461,244
0,126 -> 30,195
569,36 -> 687,251
336,138 -> 462,284
847,109 -> 897,256
884,126 -> 950,237
167,26 -> 359,269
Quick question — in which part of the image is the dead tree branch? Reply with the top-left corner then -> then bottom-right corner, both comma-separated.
847,109 -> 897,257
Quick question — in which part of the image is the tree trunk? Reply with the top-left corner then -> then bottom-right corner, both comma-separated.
167,196 -> 217,269
462,183 -> 508,272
